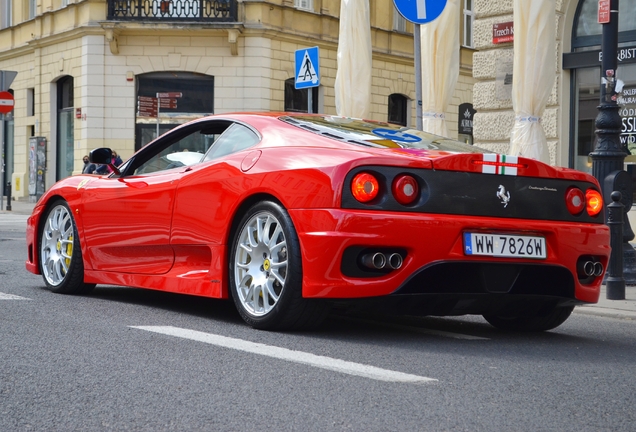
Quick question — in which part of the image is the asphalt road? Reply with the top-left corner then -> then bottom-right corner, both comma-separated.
1,214 -> 635,431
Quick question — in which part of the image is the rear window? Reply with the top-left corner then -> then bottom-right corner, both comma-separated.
279,115 -> 488,154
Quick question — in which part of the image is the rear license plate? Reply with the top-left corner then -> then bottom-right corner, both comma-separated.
463,233 -> 546,259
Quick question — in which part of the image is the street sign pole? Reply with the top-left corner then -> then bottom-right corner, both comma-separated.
0,70 -> 17,211
1,112 -> 4,211
414,25 -> 422,130
1,72 -> 5,211
392,0 -> 446,130
294,47 -> 320,114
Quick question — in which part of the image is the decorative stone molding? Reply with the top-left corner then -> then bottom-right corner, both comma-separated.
228,29 -> 240,56
105,29 -> 119,55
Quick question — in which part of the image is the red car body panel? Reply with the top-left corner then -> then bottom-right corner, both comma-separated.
26,113 -> 610,313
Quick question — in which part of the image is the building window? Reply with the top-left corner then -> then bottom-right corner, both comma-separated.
462,0 -> 474,48
393,6 -> 406,32
388,94 -> 408,126
294,0 -> 312,12
284,78 -> 319,113
0,0 -> 11,29
27,88 -> 35,116
135,72 -> 215,150
28,0 -> 36,19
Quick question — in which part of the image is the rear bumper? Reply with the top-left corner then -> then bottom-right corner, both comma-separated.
290,209 -> 610,304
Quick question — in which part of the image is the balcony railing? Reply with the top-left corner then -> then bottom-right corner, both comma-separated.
107,0 -> 237,22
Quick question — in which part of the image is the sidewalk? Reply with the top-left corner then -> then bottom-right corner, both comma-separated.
2,197 -> 636,319
0,197 -> 37,215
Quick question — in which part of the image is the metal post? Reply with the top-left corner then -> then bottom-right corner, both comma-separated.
1,69 -> 4,211
414,24 -> 422,131
5,182 -> 11,211
307,89 -> 313,114
156,98 -> 161,139
591,0 -> 623,191
590,0 -> 636,284
607,191 -> 626,299
0,112 -> 4,212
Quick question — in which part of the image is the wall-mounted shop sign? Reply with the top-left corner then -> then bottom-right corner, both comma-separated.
493,22 -> 514,44
458,103 -> 476,135
563,45 -> 636,69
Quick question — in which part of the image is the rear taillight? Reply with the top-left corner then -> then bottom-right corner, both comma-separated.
586,189 -> 603,216
392,174 -> 419,205
565,187 -> 585,215
351,172 -> 379,203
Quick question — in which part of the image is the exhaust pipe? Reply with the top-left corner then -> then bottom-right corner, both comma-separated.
593,262 -> 604,277
361,253 -> 386,270
388,253 -> 403,270
578,260 -> 603,278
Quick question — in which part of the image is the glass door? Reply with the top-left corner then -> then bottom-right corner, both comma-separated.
57,108 -> 74,180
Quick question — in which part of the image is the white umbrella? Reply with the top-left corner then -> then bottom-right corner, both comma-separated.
420,0 -> 459,137
508,0 -> 555,164
335,0 -> 372,119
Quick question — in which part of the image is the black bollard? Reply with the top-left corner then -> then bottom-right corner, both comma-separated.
606,191 -> 626,299
5,182 -> 11,211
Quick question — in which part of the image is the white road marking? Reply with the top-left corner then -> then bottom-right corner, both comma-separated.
131,325 -> 437,384
0,292 -> 31,300
338,316 -> 489,340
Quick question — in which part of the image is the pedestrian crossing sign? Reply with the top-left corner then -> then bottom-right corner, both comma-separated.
295,47 -> 320,89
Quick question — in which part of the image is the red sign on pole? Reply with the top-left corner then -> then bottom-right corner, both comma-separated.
0,91 -> 15,114
598,0 -> 610,24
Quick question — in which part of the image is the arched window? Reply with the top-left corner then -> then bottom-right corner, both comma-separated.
284,78 -> 318,113
573,0 -> 636,49
388,94 -> 408,126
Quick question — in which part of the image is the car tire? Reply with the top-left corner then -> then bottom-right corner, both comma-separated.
229,201 -> 329,330
483,305 -> 574,332
39,201 -> 95,295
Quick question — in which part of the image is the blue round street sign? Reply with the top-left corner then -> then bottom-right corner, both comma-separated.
393,0 -> 448,24
372,128 -> 422,143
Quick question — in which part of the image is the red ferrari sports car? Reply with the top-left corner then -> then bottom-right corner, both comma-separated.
26,113 -> 610,331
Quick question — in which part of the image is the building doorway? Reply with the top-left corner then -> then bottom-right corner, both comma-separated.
56,76 -> 74,181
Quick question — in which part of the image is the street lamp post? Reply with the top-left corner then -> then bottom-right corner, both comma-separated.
590,0 -> 629,298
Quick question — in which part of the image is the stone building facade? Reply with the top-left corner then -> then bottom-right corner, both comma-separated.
0,0 -> 476,200
472,0 -> 636,171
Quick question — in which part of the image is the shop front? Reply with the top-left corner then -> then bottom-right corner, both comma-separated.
564,0 -> 636,174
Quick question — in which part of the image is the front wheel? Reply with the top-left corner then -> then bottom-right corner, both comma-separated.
39,201 -> 95,295
229,201 -> 329,330
483,305 -> 574,332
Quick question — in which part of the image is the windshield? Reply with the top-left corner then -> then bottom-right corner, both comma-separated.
280,115 -> 488,154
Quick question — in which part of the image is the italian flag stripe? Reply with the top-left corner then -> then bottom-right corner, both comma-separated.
480,154 -> 519,176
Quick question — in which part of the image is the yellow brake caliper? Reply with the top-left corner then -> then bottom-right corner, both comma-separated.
65,235 -> 73,268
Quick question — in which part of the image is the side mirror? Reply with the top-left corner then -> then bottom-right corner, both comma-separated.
89,148 -> 121,175
89,148 -> 112,164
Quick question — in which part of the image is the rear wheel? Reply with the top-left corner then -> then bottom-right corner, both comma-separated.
39,201 -> 95,294
229,201 -> 329,330
483,305 -> 574,332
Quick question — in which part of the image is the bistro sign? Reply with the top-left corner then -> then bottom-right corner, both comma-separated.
563,45 -> 636,69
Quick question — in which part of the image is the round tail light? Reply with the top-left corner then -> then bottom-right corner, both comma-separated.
586,189 -> 603,217
565,187 -> 585,215
351,172 -> 379,203
392,175 -> 419,205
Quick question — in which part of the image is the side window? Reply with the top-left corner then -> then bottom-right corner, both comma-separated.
203,124 -> 260,161
134,129 -> 219,175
